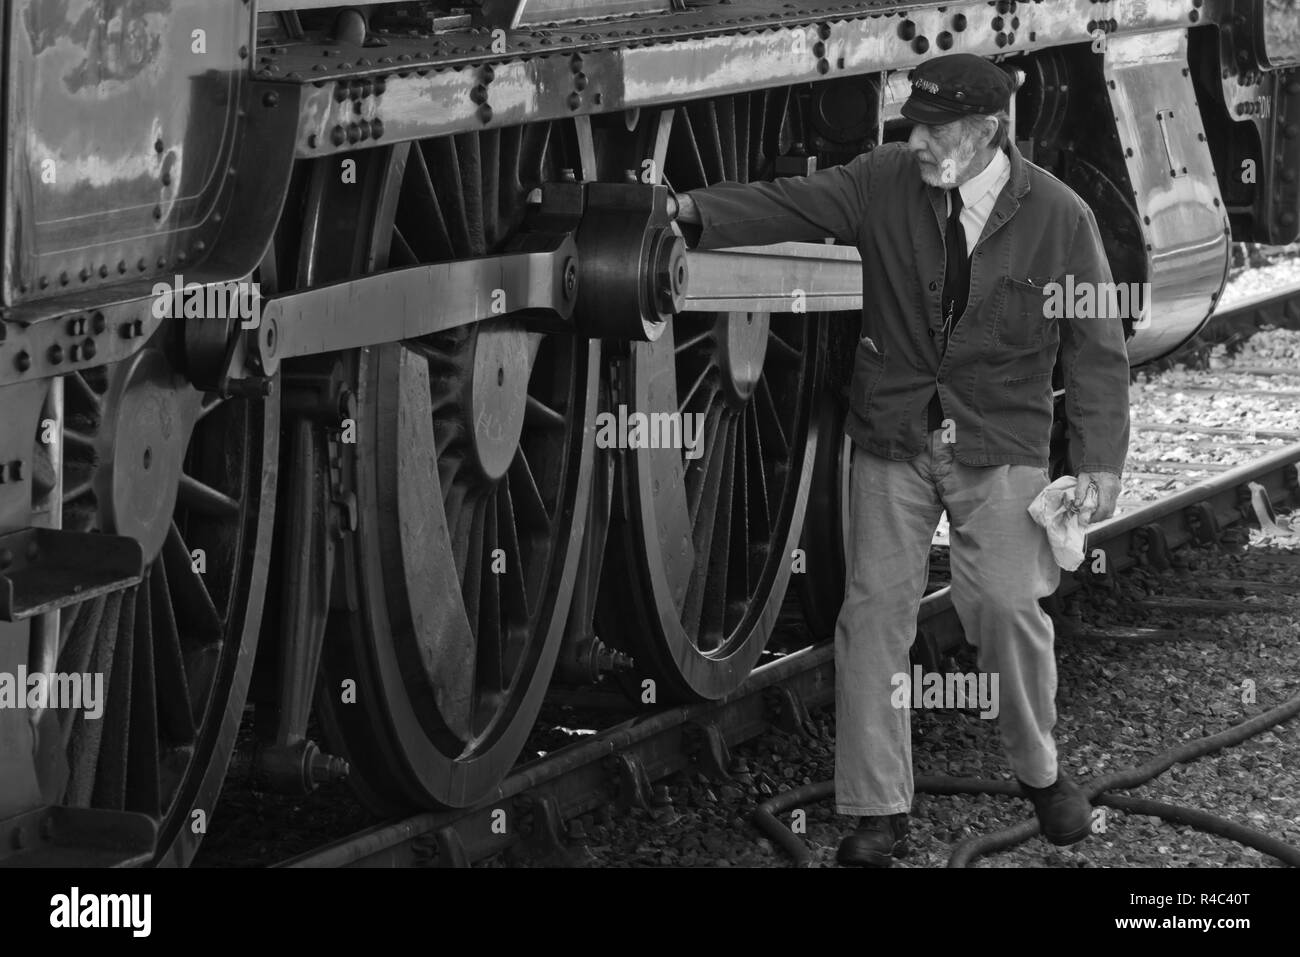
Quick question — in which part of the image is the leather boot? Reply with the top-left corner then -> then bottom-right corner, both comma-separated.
836,813 -> 909,867
1018,771 -> 1092,846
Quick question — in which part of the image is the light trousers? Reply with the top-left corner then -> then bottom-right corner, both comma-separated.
834,429 -> 1062,816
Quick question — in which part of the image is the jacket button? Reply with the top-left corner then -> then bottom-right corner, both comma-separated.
928,280 -> 939,291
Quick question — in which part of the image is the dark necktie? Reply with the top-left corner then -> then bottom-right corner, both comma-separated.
927,188 -> 969,431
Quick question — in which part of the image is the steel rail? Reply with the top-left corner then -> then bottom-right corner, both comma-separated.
277,439 -> 1300,868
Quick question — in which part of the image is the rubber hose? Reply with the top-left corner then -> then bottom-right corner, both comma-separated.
753,776 -> 1023,867
1094,794 -> 1300,867
750,691 -> 1300,867
947,689 -> 1300,867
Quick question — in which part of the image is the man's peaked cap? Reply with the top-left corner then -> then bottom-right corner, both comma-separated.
902,53 -> 1015,125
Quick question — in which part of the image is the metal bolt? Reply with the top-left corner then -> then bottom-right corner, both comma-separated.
48,344 -> 63,365
310,751 -> 349,785
15,351 -> 30,372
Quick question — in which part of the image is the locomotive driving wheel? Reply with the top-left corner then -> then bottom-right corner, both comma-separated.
596,90 -> 825,701
30,343 -> 278,866
308,129 -> 598,812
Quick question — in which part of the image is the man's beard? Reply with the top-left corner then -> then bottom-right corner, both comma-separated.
918,129 -> 980,188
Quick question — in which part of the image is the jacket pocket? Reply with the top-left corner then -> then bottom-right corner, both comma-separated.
994,276 -> 1051,349
1002,370 -> 1055,446
849,335 -> 886,421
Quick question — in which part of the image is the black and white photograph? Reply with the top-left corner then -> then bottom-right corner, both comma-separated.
0,0 -> 1296,936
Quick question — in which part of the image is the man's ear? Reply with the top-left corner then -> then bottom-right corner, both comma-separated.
984,115 -> 1000,149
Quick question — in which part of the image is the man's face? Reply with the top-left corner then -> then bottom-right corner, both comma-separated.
907,118 -> 984,188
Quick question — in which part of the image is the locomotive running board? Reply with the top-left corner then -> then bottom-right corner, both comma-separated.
0,528 -> 144,622
0,806 -> 157,867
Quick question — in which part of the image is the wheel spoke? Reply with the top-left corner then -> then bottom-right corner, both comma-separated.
524,395 -> 566,431
391,225 -> 418,266
701,414 -> 741,644
685,396 -> 725,527
63,428 -> 96,450
62,475 -> 96,502
150,558 -> 197,746
476,492 -> 504,692
457,493 -> 488,630
731,412 -> 752,606
670,108 -> 709,189
177,474 -> 241,520
677,358 -> 715,416
127,571 -> 161,818
65,371 -> 102,414
90,586 -> 136,811
745,402 -> 773,543
716,96 -> 737,183
65,591 -> 124,801
58,595 -> 108,749
508,449 -> 551,536
480,128 -> 501,248
162,523 -> 224,646
755,374 -> 790,460
674,327 -> 714,355
683,410 -> 736,646
444,478 -> 472,565
406,142 -> 456,261
497,479 -> 531,628
766,330 -> 802,364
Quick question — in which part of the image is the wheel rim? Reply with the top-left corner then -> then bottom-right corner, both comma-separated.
310,130 -> 598,811
796,388 -> 851,642
597,90 -> 824,701
32,349 -> 277,866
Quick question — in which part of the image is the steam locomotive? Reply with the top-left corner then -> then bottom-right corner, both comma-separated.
0,0 -> 1294,865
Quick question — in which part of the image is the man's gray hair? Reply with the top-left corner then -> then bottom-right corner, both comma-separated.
962,110 -> 1011,151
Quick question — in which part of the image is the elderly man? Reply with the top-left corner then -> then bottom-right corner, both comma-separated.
670,53 -> 1130,866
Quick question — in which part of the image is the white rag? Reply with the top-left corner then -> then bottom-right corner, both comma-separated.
1027,476 -> 1098,571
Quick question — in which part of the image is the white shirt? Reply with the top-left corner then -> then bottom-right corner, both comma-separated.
946,149 -> 1010,258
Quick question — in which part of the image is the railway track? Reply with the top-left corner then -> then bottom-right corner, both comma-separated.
262,280 -> 1300,869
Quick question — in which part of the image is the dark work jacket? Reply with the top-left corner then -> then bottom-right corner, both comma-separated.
687,142 -> 1130,475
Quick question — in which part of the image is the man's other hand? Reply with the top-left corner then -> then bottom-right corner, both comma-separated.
1075,470 -> 1120,523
